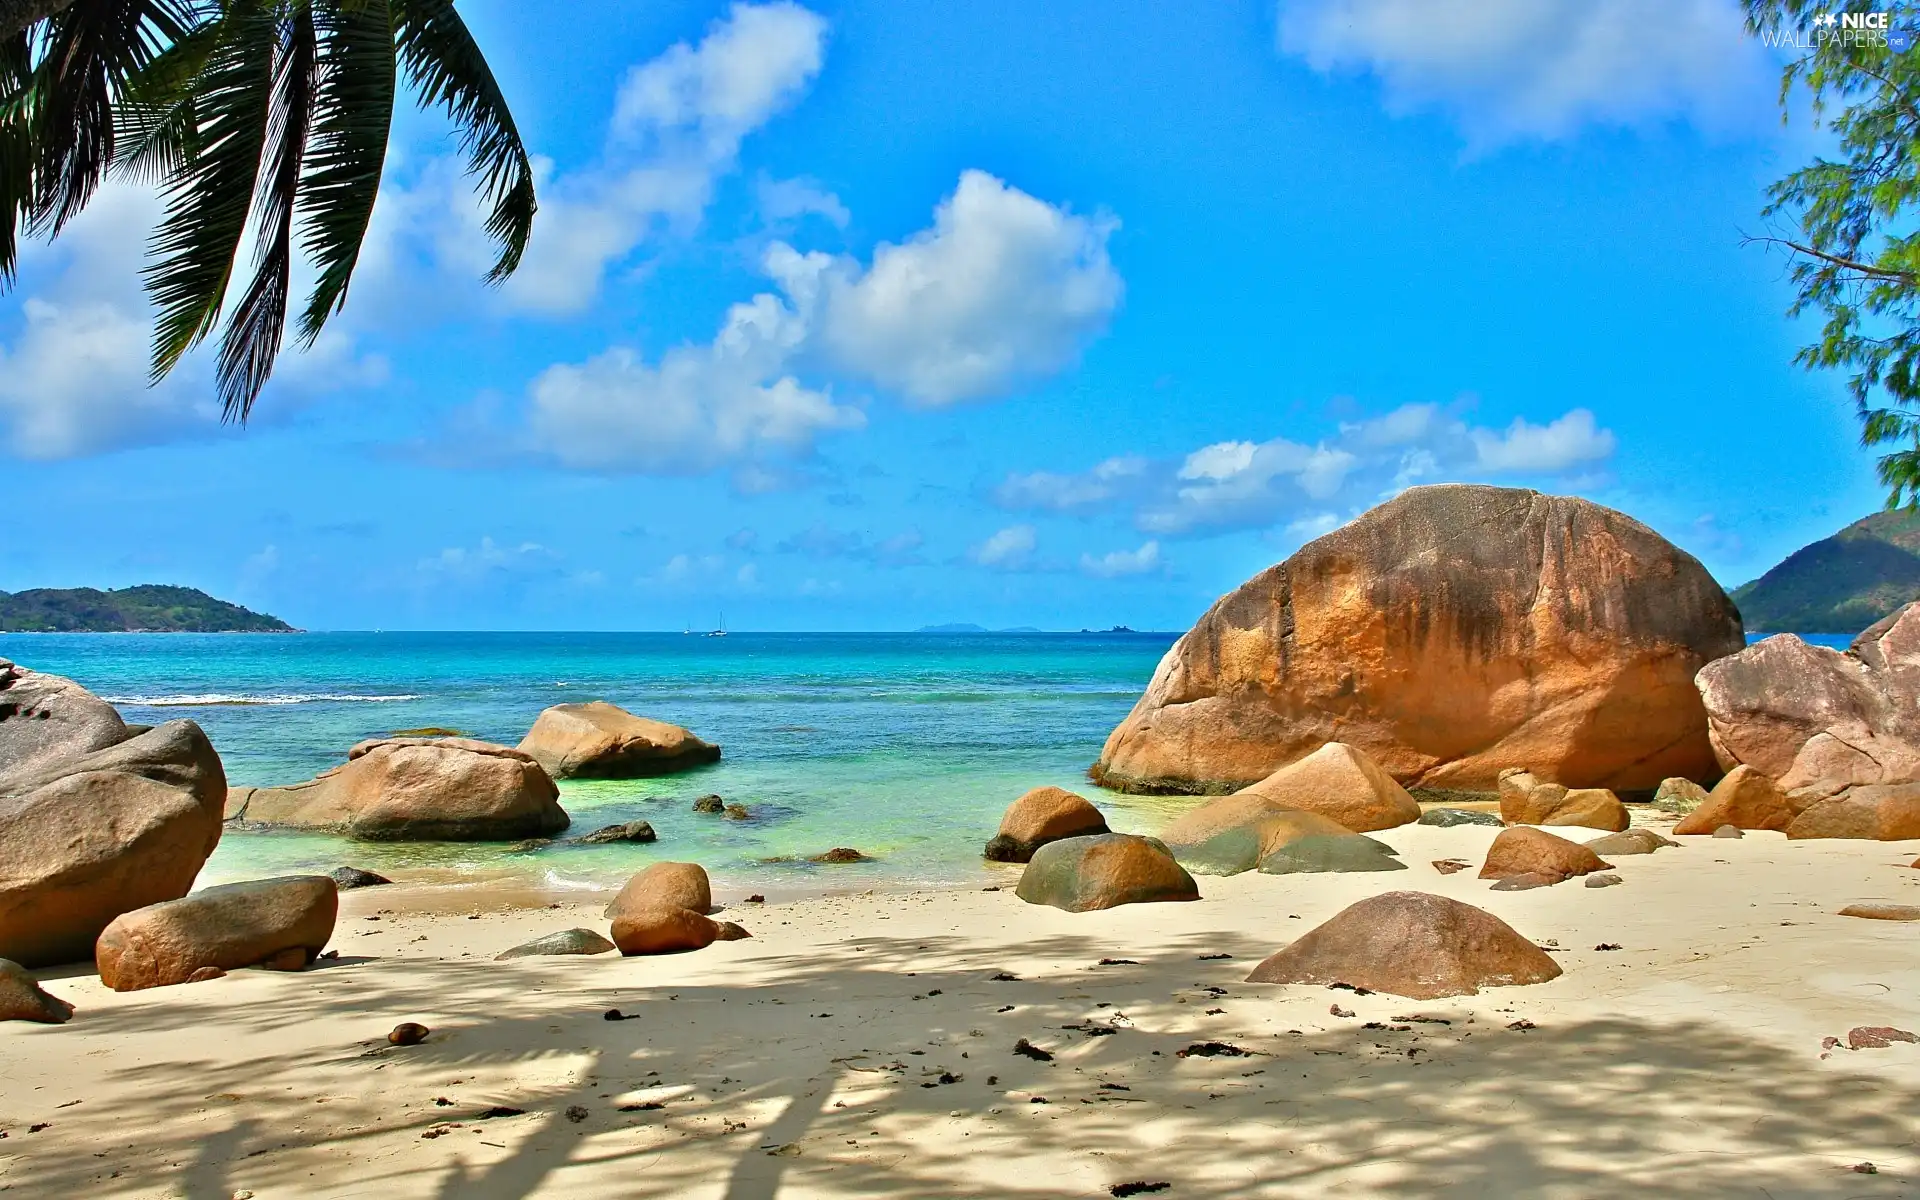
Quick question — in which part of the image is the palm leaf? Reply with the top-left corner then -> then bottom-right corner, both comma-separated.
0,28 -> 31,283
109,16 -> 220,184
143,0 -> 272,380
294,0 -> 390,343
214,1 -> 316,420
393,0 -> 531,283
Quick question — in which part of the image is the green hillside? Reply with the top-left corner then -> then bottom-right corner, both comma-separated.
0,586 -> 296,633
1732,510 -> 1920,634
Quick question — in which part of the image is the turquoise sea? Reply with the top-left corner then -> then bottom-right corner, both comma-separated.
0,632 -> 1193,896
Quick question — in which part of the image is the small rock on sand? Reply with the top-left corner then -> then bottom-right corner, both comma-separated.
495,928 -> 617,960
1584,828 -> 1678,856
1849,1026 -> 1920,1049
388,1022 -> 430,1046
1431,859 -> 1471,875
1712,825 -> 1743,839
1583,873 -> 1623,889
1840,903 -> 1920,921
0,958 -> 73,1023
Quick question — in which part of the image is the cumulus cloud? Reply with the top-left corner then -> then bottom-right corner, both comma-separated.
997,401 -> 1619,537
1080,540 -> 1163,578
1277,0 -> 1772,146
418,537 -> 562,581
971,524 -> 1038,570
757,174 -> 851,228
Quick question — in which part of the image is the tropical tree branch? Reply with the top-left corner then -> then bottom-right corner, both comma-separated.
1742,233 -> 1920,284
0,0 -> 79,42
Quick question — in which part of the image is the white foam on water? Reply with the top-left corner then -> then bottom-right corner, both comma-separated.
104,692 -> 424,707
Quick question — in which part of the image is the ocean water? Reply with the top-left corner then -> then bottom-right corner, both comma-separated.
0,631 -> 1194,896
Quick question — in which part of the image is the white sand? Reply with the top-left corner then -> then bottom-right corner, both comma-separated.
7,817 -> 1920,1198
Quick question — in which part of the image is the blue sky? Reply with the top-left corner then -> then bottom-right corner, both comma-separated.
0,0 -> 1883,631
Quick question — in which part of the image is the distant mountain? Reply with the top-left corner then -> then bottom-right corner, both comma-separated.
0,585 -> 296,633
1732,510 -> 1920,634
915,623 -> 1045,634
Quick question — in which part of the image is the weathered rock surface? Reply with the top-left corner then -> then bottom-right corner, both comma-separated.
984,786 -> 1109,863
329,866 -> 391,889
1015,834 -> 1200,912
0,720 -> 226,967
226,737 -> 567,841
809,848 -> 872,863
1479,827 -> 1611,885
606,862 -> 712,918
1257,833 -> 1406,875
1585,828 -> 1678,856
605,862 -> 724,955
1584,873 -> 1624,888
1232,742 -> 1421,832
1841,903 -> 1920,921
0,658 -> 128,778
1417,807 -> 1505,828
575,820 -> 658,845
1244,891 -> 1563,999
95,876 -> 337,991
495,928 -> 617,960
692,795 -> 725,813
1159,796 -> 1351,875
1497,769 -> 1630,831
1786,783 -> 1920,841
1698,603 -> 1920,790
1672,765 -> 1793,835
518,702 -> 720,779
0,958 -> 73,1023
1654,777 -> 1710,814
1094,486 -> 1742,795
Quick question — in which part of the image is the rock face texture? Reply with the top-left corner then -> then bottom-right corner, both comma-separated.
1244,891 -> 1563,999
95,876 -> 337,991
1015,834 -> 1200,912
1094,486 -> 1743,795
1787,783 -> 1920,841
0,719 -> 227,967
1233,742 -> 1421,832
1479,827 -> 1611,886
0,658 -> 129,778
0,958 -> 74,1023
226,738 -> 567,841
1496,770 -> 1630,831
1256,833 -> 1406,875
1672,765 -> 1793,836
984,786 -> 1109,863
495,928 -> 617,960
1159,799 -> 1353,876
605,862 -> 727,956
517,702 -> 721,779
1698,604 -> 1920,792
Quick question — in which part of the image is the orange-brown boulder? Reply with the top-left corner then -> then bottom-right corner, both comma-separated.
605,862 -> 725,956
1497,770 -> 1630,831
0,958 -> 73,1023
1479,827 -> 1611,884
606,862 -> 712,918
227,737 -> 567,841
1672,765 -> 1793,835
0,720 -> 226,968
1234,742 -> 1420,832
984,786 -> 1108,862
1093,486 -> 1742,796
95,876 -> 337,992
518,702 -> 720,779
1015,834 -> 1199,912
1243,891 -> 1563,999
1160,796 -> 1351,875
1786,783 -> 1920,841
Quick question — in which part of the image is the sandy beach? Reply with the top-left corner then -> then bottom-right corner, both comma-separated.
8,814 -> 1920,1199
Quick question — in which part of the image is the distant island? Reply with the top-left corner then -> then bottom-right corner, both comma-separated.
1733,509 -> 1920,634
0,586 -> 296,633
915,623 -> 1044,634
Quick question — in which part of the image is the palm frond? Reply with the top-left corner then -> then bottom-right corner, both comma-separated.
294,0 -> 390,343
109,16 -> 219,184
143,0 -> 272,380
393,0 -> 531,283
214,1 -> 316,421
0,28 -> 32,284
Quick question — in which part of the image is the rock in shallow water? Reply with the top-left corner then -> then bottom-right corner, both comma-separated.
329,866 -> 392,889
984,786 -> 1108,863
575,820 -> 657,845
0,958 -> 73,1023
518,702 -> 720,779
495,928 -> 617,960
692,795 -> 725,813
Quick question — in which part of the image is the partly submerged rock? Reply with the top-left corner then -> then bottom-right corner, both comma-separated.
329,866 -> 392,889
1233,742 -> 1421,833
1479,827 -> 1611,886
1256,833 -> 1407,875
984,786 -> 1108,863
575,820 -> 658,845
1094,485 -> 1742,795
1244,891 -> 1563,999
495,928 -> 617,960
518,702 -> 720,779
0,719 -> 226,967
0,958 -> 74,1023
1015,834 -> 1200,913
228,738 -> 567,842
692,795 -> 725,813
1418,807 -> 1505,828
1673,765 -> 1793,835
809,848 -> 872,863
95,876 -> 337,992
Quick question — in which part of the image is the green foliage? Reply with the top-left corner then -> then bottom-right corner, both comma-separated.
1731,508 -> 1920,631
1747,2 -> 1920,505
0,0 -> 535,422
0,584 -> 295,631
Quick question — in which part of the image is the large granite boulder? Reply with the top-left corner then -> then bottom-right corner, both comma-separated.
517,702 -> 720,779
1015,834 -> 1200,912
1160,797 -> 1353,875
0,658 -> 129,778
1496,770 -> 1630,831
95,876 -> 337,991
1244,891 -> 1562,999
0,720 -> 226,967
1786,783 -> 1920,841
1672,765 -> 1793,836
226,737 -> 567,841
1233,742 -> 1421,832
1479,827 -> 1611,885
1698,604 -> 1920,789
985,786 -> 1109,862
1094,486 -> 1742,795
606,862 -> 727,955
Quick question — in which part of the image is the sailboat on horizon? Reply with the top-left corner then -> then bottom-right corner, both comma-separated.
706,611 -> 728,638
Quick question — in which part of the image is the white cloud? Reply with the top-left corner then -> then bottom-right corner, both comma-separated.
1080,540 -> 1162,578
1142,438 -> 1357,534
1277,0 -> 1771,146
971,524 -> 1038,570
769,170 -> 1122,405
418,537 -> 561,580
1470,409 -> 1616,472
992,455 -> 1150,512
757,174 -> 850,228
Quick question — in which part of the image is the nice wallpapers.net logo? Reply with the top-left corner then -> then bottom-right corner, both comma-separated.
1760,11 -> 1916,51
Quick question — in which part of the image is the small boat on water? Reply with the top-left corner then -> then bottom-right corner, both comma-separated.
706,612 -> 728,638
